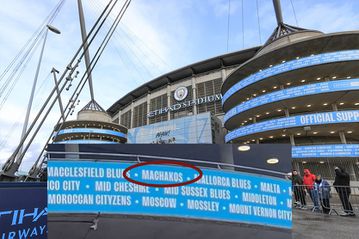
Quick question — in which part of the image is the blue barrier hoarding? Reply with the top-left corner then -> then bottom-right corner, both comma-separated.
57,128 -> 127,138
48,160 -> 292,229
222,50 -> 359,103
224,79 -> 359,122
225,110 -> 359,142
127,112 -> 212,144
54,139 -> 118,144
292,144 -> 359,158
0,183 -> 47,239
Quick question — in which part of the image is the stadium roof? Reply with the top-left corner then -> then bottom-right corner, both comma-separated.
107,46 -> 260,116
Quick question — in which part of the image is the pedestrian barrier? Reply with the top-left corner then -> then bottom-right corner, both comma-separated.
293,185 -> 358,216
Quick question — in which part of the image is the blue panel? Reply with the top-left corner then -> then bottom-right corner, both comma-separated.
292,144 -> 359,158
224,79 -> 359,122
0,183 -> 47,238
225,110 -> 359,142
128,112 -> 212,144
57,128 -> 127,139
54,140 -> 119,144
222,50 -> 359,104
48,160 -> 292,229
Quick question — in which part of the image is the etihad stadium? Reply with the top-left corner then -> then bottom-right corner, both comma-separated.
105,27 -> 359,180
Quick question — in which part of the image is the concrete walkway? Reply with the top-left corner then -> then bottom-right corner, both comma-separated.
293,209 -> 359,239
48,213 -> 291,239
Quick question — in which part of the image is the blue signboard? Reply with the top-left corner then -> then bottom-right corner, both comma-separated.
48,160 -> 292,229
225,110 -> 359,142
224,79 -> 359,122
54,139 -> 118,144
222,50 -> 359,104
128,112 -> 212,144
57,128 -> 127,138
292,144 -> 359,158
0,183 -> 47,239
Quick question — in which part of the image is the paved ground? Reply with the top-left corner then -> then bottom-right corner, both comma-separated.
293,209 -> 359,239
48,213 -> 291,239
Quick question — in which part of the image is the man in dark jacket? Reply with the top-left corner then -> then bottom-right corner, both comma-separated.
291,170 -> 306,209
333,166 -> 355,216
314,175 -> 331,214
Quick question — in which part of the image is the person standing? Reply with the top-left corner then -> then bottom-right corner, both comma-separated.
314,175 -> 331,214
291,170 -> 306,209
303,169 -> 319,210
333,166 -> 356,216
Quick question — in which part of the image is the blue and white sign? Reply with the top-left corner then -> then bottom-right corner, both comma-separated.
128,112 -> 212,144
54,140 -> 118,144
57,128 -> 127,139
222,50 -> 359,104
292,144 -> 359,158
225,110 -> 359,142
48,160 -> 292,229
0,183 -> 47,239
225,79 -> 359,122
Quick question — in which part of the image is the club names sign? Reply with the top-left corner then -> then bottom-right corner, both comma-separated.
48,160 -> 292,229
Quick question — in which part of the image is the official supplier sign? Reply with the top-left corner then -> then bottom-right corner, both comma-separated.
0,183 -> 47,239
225,110 -> 359,142
47,160 -> 292,229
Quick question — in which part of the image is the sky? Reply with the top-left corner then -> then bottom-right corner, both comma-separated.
0,0 -> 359,173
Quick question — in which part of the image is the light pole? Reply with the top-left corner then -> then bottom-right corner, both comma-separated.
12,24 -> 61,175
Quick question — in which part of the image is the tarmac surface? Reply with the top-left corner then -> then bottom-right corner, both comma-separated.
293,208 -> 359,239
48,213 -> 291,239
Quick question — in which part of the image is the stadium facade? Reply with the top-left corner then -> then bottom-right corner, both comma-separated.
221,26 -> 359,180
107,27 -> 359,181
107,48 -> 259,143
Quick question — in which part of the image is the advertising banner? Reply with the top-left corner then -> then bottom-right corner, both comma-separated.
292,144 -> 359,158
48,160 -> 292,229
226,110 -> 359,142
225,79 -> 359,122
57,128 -> 127,138
223,50 -> 359,103
128,112 -> 212,144
0,183 -> 47,239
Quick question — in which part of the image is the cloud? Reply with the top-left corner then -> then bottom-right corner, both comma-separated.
295,1 -> 359,33
207,0 -> 241,17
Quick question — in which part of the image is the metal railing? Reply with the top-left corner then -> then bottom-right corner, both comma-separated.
45,150 -> 289,178
293,185 -> 359,216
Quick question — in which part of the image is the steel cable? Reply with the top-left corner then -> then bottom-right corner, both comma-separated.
25,0 -> 132,178
4,0 -> 118,173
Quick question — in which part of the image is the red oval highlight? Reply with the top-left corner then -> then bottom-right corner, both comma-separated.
122,160 -> 203,188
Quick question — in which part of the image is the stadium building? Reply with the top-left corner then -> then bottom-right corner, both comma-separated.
221,15 -> 359,180
107,47 -> 259,144
106,2 -> 359,181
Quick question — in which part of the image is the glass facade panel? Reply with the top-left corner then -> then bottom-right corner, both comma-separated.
133,102 -> 147,128
128,112 -> 213,144
149,94 -> 168,124
120,110 -> 131,129
196,78 -> 223,115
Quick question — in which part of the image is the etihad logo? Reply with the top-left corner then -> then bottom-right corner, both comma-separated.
147,94 -> 222,118
0,208 -> 47,226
